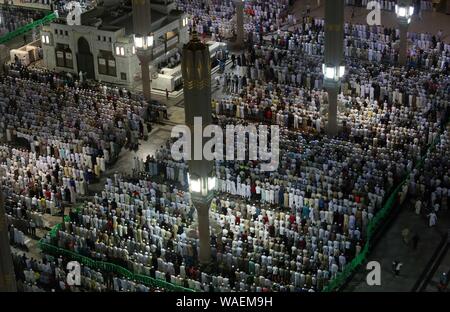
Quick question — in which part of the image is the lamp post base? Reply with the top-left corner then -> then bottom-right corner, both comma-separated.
192,198 -> 212,266
324,80 -> 340,137
398,21 -> 409,66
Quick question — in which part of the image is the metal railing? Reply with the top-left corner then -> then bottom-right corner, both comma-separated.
39,217 -> 195,292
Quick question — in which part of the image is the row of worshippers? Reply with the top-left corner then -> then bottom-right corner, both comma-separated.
5,63 -> 144,109
0,74 -> 142,160
176,0 -> 290,41
5,203 -> 45,233
207,106 -> 440,221
0,64 -> 152,166
409,125 -> 450,227
152,124 -> 390,220
214,68 -> 447,139
11,252 -> 158,292
0,145 -> 96,219
264,17 -> 449,69
0,6 -> 45,36
132,141 -> 189,186
9,225 -> 27,248
211,21 -> 448,137
265,18 -> 449,73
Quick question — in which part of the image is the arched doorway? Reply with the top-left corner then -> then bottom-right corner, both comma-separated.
76,37 -> 95,79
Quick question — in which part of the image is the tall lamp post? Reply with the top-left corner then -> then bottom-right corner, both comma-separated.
134,35 -> 154,102
234,0 -> 245,49
182,32 -> 216,267
132,0 -> 154,102
323,0 -> 345,137
395,0 -> 414,66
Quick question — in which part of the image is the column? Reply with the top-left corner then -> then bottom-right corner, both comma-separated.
138,53 -> 151,101
132,0 -> 153,101
195,201 -> 211,264
235,0 -> 245,48
398,22 -> 408,66
327,85 -> 339,136
0,191 -> 17,292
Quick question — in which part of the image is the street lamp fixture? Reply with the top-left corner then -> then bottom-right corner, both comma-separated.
395,4 -> 414,21
133,34 -> 154,50
133,33 -> 154,101
188,173 -> 216,197
322,64 -> 345,81
395,0 -> 413,65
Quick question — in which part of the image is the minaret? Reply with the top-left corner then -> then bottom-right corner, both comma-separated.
182,32 -> 214,267
0,189 -> 17,292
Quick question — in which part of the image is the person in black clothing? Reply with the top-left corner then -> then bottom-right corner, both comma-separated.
111,199 -> 117,210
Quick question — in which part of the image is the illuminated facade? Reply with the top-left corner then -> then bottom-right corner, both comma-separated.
41,0 -> 188,87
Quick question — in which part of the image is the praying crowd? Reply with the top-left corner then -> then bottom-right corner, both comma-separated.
47,16 -> 449,291
0,6 -> 45,36
11,251 -> 160,292
1,1 -> 449,293
176,0 -> 292,42
0,65 -> 157,290
214,16 -> 449,134
409,125 -> 450,227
